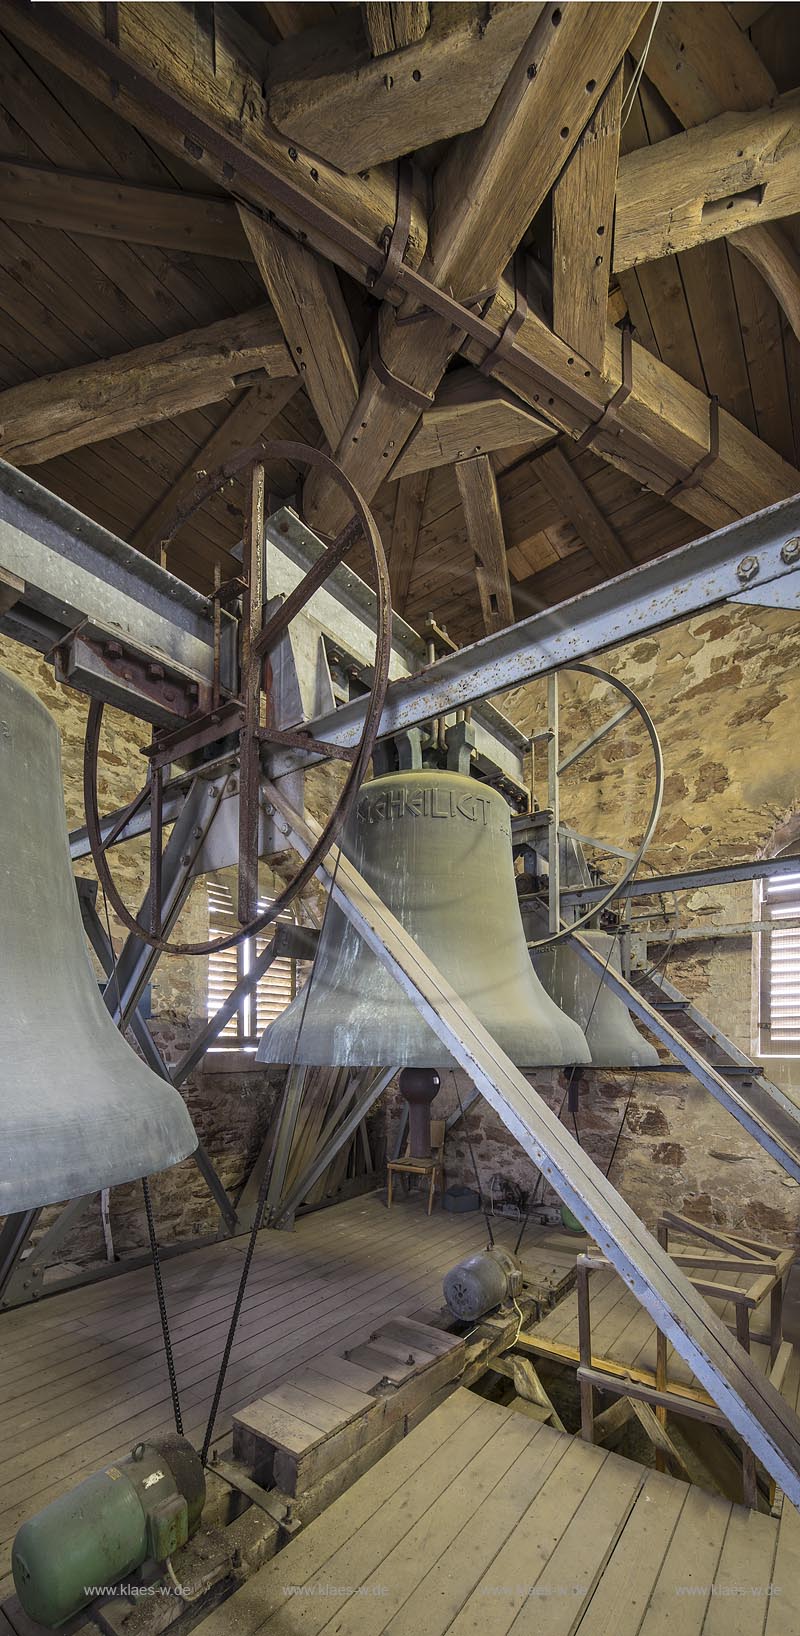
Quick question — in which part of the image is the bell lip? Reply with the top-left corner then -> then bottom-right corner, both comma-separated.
0,1132 -> 199,1215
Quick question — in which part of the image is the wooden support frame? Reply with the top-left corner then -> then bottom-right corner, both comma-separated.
574,1216 -> 794,1509
455,454 -> 515,634
552,66 -> 623,371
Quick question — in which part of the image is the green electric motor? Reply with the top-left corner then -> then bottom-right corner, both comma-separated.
12,1434 -> 205,1629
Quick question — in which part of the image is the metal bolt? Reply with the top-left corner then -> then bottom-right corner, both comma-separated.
105,640 -> 123,659
147,662 -> 165,679
781,536 -> 800,565
736,555 -> 759,583
192,826 -> 203,840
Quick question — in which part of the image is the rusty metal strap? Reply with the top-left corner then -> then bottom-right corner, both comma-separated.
368,328 -> 435,412
662,394 -> 720,502
479,256 -> 527,376
369,158 -> 414,300
574,325 -> 633,453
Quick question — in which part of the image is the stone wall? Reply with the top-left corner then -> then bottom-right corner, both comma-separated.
433,601 -> 800,1245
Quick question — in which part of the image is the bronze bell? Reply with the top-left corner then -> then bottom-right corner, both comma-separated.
0,667 -> 198,1213
528,910 -> 660,1069
257,769 -> 591,1070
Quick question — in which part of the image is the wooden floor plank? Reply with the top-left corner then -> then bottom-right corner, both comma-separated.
573,1470 -> 689,1636
702,1503 -> 779,1636
635,1484 -> 732,1635
764,1498 -> 800,1635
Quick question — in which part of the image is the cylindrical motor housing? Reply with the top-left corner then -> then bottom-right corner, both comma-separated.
12,1434 -> 205,1629
443,1245 -> 523,1321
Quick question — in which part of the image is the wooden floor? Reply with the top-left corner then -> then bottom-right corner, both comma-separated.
523,1244 -> 800,1418
0,1193 -> 579,1599
192,1387 -> 800,1636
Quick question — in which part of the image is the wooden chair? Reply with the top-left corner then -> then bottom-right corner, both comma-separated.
386,1119 -> 445,1214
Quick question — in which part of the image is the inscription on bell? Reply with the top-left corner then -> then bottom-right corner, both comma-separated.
357,785 -> 498,827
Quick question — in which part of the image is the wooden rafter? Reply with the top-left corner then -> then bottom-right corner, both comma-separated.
455,455 -> 514,635
532,444 -> 633,577
628,2 -> 800,344
0,308 -> 295,467
1,1 -> 429,292
388,469 -> 429,614
129,375 -> 302,556
614,91 -> 800,269
552,67 -> 623,371
362,2 -> 430,56
239,208 -> 360,450
267,5 -> 542,173
390,370 -> 553,480
465,268 -> 799,530
303,1 -> 649,533
0,159 -> 249,258
2,0 -> 798,586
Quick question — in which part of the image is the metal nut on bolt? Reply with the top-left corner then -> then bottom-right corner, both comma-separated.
736,555 -> 759,583
781,536 -> 800,565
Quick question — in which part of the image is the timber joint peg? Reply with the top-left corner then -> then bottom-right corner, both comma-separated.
736,555 -> 759,583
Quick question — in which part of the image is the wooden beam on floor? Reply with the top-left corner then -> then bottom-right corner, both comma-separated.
129,375 -> 302,557
0,159 -> 249,259
388,469 -> 428,614
267,5 -> 542,173
533,444 -> 633,577
0,0 -> 429,293
552,67 -> 623,371
362,2 -> 430,55
455,454 -> 514,634
0,309 -> 295,467
239,209 -> 360,450
390,369 -> 553,479
304,1 -> 648,534
614,90 -> 800,270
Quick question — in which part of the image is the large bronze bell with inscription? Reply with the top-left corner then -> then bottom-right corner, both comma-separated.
257,769 -> 591,1070
0,666 -> 198,1213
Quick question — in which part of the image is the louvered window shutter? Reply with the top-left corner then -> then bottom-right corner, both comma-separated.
761,871 -> 800,1054
207,882 -> 306,1048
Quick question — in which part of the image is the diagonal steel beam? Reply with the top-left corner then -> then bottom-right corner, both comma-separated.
569,931 -> 800,1185
266,782 -> 800,1507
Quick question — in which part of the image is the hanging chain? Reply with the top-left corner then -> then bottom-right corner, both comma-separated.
142,1177 -> 184,1436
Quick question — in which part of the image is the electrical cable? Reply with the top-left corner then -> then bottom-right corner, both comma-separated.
621,2 -> 663,127
200,845 -> 344,1465
453,1072 -> 495,1247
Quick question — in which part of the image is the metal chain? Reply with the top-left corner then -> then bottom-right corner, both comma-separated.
200,845 -> 345,1466
142,1176 -> 184,1436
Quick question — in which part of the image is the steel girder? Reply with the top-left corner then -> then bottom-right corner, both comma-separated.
266,782 -> 800,1508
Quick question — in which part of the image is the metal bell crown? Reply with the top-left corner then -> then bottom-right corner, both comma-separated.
257,769 -> 591,1070
0,666 -> 198,1213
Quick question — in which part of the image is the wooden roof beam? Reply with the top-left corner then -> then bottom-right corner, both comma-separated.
455,455 -> 515,634
463,266 -> 799,530
614,91 -> 800,272
532,444 -> 633,577
0,308 -> 295,467
303,1 -> 649,534
362,3 -> 430,55
0,160 -> 250,259
129,375 -> 302,557
626,2 -> 800,343
267,5 -> 543,173
389,369 -> 554,480
1,0 -> 428,293
239,209 -> 360,450
552,67 -> 623,372
388,469 -> 429,613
